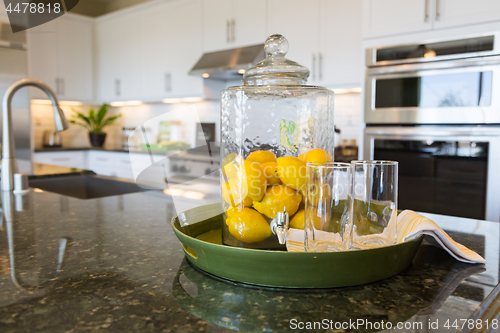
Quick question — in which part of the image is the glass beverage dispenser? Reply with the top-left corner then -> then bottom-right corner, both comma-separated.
221,35 -> 335,249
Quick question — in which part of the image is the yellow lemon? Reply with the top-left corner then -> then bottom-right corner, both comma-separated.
226,208 -> 272,243
225,206 -> 245,218
303,148 -> 327,164
247,151 -> 277,164
261,161 -> 281,186
276,156 -> 307,192
290,209 -> 305,229
326,151 -> 333,162
253,184 -> 302,219
241,160 -> 267,201
222,181 -> 253,207
221,154 -> 243,179
298,152 -> 307,163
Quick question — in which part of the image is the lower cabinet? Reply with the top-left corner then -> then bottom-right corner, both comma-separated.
33,150 -> 167,181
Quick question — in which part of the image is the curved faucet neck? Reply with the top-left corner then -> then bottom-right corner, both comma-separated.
1,79 -> 69,191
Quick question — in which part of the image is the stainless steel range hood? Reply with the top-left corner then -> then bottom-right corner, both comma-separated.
189,44 -> 265,80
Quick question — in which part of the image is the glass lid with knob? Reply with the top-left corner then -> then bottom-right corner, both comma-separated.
220,34 -> 335,250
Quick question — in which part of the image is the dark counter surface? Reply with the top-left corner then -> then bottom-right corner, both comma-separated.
0,176 -> 499,332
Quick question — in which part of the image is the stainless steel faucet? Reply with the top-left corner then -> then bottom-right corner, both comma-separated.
1,79 -> 69,191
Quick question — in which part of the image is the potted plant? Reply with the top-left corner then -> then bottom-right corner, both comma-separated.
69,104 -> 122,147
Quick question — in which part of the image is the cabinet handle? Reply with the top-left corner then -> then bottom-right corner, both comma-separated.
312,53 -> 316,81
226,20 -> 230,43
60,78 -> 65,95
424,0 -> 429,22
52,157 -> 71,162
115,79 -> 120,96
55,78 -> 60,94
435,0 -> 440,21
165,73 -> 172,92
318,53 -> 323,81
231,19 -> 235,43
96,158 -> 108,162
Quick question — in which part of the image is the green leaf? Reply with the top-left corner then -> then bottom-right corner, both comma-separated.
96,104 -> 108,124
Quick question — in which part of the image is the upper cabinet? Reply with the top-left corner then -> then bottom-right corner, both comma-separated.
27,14 -> 93,102
432,0 -> 500,29
141,0 -> 204,100
363,0 -> 432,38
363,0 -> 500,38
96,1 -> 204,103
268,0 -> 320,84
202,0 -> 266,52
319,0 -> 362,88
96,12 -> 143,102
268,0 -> 362,88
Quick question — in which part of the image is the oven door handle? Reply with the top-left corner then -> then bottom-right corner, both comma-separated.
365,128 -> 500,137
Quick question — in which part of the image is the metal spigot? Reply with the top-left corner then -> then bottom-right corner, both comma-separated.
271,207 -> 289,244
1,79 -> 69,191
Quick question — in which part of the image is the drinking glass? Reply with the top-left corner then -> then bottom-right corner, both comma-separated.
350,160 -> 398,249
304,162 -> 352,252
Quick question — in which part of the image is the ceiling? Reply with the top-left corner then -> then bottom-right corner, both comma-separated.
70,0 -> 151,17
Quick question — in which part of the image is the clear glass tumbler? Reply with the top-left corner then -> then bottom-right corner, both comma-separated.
350,160 -> 398,249
304,162 -> 352,252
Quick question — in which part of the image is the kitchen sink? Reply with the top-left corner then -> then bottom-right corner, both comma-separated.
29,175 -> 150,199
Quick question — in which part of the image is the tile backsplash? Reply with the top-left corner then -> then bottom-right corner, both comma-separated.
32,92 -> 361,150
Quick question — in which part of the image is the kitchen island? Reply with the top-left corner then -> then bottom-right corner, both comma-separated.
0,172 -> 498,332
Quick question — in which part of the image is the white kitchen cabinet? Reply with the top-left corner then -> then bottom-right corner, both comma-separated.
363,0 -> 432,38
27,14 -> 93,102
363,0 -> 500,39
202,0 -> 266,52
267,0 -> 320,84
56,16 -> 93,101
268,0 -> 362,88
118,14 -> 143,100
33,151 -> 86,168
141,0 -> 204,100
96,17 -> 122,102
432,0 -> 500,29
27,21 -> 58,99
319,0 -> 362,88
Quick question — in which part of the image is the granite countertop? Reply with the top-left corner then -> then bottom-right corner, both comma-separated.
0,174 -> 499,332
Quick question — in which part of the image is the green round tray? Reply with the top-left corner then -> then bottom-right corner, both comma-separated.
172,203 -> 423,288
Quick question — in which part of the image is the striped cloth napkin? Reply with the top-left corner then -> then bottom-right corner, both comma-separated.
286,210 -> 486,264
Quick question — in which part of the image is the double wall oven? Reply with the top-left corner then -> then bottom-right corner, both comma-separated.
364,34 -> 500,222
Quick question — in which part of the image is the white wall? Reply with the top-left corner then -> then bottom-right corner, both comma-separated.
334,92 -> 362,146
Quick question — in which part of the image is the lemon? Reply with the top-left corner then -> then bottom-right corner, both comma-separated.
290,209 -> 305,229
241,160 -> 267,201
276,156 -> 307,192
222,159 -> 267,202
226,208 -> 272,243
326,151 -> 333,162
221,154 -> 242,179
303,148 -> 327,164
222,181 -> 253,207
247,150 -> 276,164
225,206 -> 243,218
253,184 -> 302,219
261,161 -> 281,186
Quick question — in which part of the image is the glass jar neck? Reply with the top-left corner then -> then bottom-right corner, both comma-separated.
242,75 -> 306,86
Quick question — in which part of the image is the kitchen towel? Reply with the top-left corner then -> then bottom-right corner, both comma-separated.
286,210 -> 486,264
